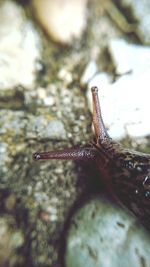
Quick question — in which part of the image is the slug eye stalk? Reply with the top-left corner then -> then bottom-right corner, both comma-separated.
33,147 -> 97,161
91,86 -> 109,140
33,86 -> 107,161
33,86 -> 150,228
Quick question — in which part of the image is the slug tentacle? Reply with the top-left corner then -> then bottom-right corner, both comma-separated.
33,147 -> 98,161
91,86 -> 110,140
33,86 -> 150,228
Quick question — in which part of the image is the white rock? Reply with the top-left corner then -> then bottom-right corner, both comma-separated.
81,61 -> 98,85
58,68 -> 73,84
0,1 -> 41,90
87,40 -> 150,140
109,39 -> 150,75
88,72 -> 111,90
31,0 -> 88,44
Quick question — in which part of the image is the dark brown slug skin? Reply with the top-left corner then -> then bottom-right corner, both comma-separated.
33,87 -> 150,229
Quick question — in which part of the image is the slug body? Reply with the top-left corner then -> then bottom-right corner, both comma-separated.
33,87 -> 150,227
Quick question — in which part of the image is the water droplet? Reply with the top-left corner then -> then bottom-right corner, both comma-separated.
143,175 -> 150,189
145,191 -> 150,198
136,166 -> 142,172
135,189 -> 139,195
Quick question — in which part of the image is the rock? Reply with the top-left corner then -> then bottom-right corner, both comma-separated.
26,115 -> 67,140
0,110 -> 26,136
0,0 -> 41,90
109,39 -> 150,75
31,0 -> 88,44
0,142 -> 10,177
0,84 -> 92,266
66,197 -> 150,267
120,0 -> 150,44
58,68 -> 73,85
0,216 -> 24,266
81,61 -> 98,85
87,39 -> 150,140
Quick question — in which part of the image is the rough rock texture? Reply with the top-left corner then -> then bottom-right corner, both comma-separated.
66,197 -> 150,267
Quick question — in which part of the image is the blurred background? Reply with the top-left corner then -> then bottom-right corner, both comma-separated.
0,0 -> 150,266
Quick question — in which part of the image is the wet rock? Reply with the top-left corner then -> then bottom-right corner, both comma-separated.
0,0 -> 41,90
66,197 -> 150,267
31,0 -> 88,44
87,39 -> 150,140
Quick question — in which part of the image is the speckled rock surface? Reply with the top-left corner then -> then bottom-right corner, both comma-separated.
0,0 -> 150,267
0,87 -> 91,266
66,197 -> 150,267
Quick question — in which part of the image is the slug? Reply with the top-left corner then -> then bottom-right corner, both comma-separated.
33,87 -> 150,228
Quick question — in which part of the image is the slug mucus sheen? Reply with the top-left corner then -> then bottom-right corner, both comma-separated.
33,87 -> 150,228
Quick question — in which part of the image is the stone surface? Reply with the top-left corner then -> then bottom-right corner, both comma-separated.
109,39 -> 150,75
0,0 -> 41,90
0,85 -> 91,266
66,197 -> 150,267
87,39 -> 150,140
26,116 -> 67,140
31,0 -> 88,44
81,61 -> 98,85
120,0 -> 150,44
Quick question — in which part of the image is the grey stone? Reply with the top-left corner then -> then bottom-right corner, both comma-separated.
66,197 -> 150,267
26,115 -> 67,140
120,0 -> 150,44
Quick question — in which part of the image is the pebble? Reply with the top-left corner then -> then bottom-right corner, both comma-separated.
44,119 -> 67,140
26,115 -> 67,140
87,39 -> 150,140
0,0 -> 41,90
58,68 -> 73,85
66,197 -> 150,267
81,61 -> 98,85
31,0 -> 88,44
